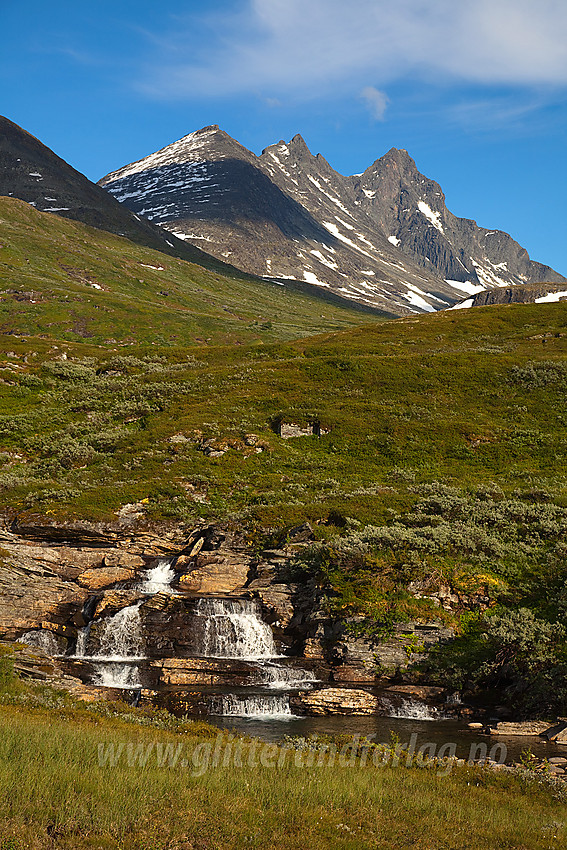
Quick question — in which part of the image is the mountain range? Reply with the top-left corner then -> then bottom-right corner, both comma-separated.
99,125 -> 564,315
0,115 -> 563,318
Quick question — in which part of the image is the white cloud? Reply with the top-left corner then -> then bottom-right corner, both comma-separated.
139,0 -> 567,100
359,87 -> 388,120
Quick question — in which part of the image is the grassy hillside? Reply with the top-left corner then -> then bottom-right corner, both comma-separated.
2,196 -> 567,715
0,197 -> 380,348
0,275 -> 565,526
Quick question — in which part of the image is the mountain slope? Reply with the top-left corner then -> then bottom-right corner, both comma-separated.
0,116 -> 250,278
99,127 -> 564,316
0,196 -> 378,347
99,127 -> 461,316
353,147 -> 563,290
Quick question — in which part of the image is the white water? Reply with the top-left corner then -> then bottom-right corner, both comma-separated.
139,558 -> 176,594
17,630 -> 60,655
257,661 -> 317,690
92,662 -> 142,688
75,603 -> 145,688
96,603 -> 144,660
193,598 -> 277,659
209,693 -> 293,719
380,697 -> 441,721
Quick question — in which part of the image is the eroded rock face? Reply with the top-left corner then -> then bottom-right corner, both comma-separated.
0,540 -> 89,641
178,556 -> 251,594
151,657 -> 260,687
77,566 -> 136,591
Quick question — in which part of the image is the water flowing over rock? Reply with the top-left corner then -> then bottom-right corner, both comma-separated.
95,603 -> 144,661
191,598 -> 277,660
139,558 -> 176,595
209,693 -> 292,719
17,629 -> 62,655
379,697 -> 441,720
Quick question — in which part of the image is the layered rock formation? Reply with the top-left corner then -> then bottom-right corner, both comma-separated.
0,518 -> 457,716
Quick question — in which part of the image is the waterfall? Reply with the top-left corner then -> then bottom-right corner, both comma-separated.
74,603 -> 144,689
92,661 -> 142,689
209,693 -> 292,719
191,598 -> 317,719
257,661 -> 316,690
380,697 -> 441,720
95,603 -> 144,661
192,598 -> 277,659
17,630 -> 60,655
75,623 -> 91,657
139,558 -> 176,594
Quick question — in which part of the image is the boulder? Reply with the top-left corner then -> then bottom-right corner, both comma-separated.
490,721 -> 554,737
178,556 -> 250,594
77,566 -> 136,590
93,590 -> 145,619
291,687 -> 381,716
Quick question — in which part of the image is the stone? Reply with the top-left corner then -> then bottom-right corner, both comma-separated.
178,557 -> 250,594
549,757 -> 567,765
286,522 -> 314,543
77,566 -> 136,590
0,560 -> 87,640
468,722 -> 484,730
151,657 -> 258,687
93,590 -> 145,619
490,721 -> 553,737
252,585 -> 296,627
332,664 -> 377,684
290,687 -> 381,716
102,552 -> 146,569
383,684 -> 446,702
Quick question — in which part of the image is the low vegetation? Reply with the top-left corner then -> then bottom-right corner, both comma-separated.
0,667 -> 565,849
2,197 -> 567,721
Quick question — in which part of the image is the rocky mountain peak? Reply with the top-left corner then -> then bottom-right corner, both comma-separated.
99,125 -> 565,315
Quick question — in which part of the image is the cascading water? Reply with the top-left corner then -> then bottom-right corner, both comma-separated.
75,602 -> 145,689
256,661 -> 317,690
193,598 -> 317,719
192,598 -> 277,660
380,696 -> 442,720
139,558 -> 176,594
17,630 -> 60,655
209,694 -> 292,719
95,603 -> 144,660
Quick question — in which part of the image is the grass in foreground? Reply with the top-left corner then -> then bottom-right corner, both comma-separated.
0,693 -> 565,850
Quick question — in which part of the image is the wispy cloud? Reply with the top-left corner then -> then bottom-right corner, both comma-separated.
359,87 -> 388,120
138,0 -> 567,101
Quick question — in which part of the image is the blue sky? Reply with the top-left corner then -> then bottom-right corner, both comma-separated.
2,0 -> 566,274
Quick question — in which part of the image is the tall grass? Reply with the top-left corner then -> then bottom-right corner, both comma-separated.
0,702 -> 564,849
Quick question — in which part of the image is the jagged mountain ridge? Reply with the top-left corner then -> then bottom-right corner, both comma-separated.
0,116 -> 250,278
99,126 -> 564,316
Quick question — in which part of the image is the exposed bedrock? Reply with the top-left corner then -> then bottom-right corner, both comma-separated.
1,518 -> 458,714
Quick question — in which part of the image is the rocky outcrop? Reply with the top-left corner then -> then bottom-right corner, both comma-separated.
470,284 -> 567,307
77,565 -> 137,591
5,641 -> 105,702
291,687 -> 382,715
0,516 -> 459,716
